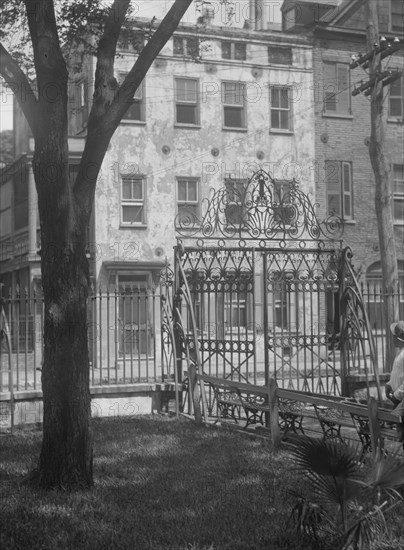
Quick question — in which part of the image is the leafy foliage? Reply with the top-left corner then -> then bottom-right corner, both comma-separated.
287,436 -> 404,550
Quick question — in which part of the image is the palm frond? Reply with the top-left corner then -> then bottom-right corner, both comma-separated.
365,452 -> 404,490
288,436 -> 363,479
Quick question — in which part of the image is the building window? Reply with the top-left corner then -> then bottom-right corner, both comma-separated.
173,36 -> 199,58
120,74 -> 145,122
389,76 -> 404,118
121,175 -> 146,225
391,0 -> 404,33
268,46 -> 292,65
221,41 -> 246,60
273,181 -> 295,225
270,87 -> 292,130
224,293 -> 248,330
175,78 -> 199,125
366,261 -> 404,328
118,30 -> 144,52
177,177 -> 199,225
225,178 -> 247,225
393,164 -> 404,223
323,62 -> 350,114
325,161 -> 353,220
222,82 -> 246,129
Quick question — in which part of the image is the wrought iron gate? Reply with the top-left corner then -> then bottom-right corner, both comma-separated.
160,170 -> 381,416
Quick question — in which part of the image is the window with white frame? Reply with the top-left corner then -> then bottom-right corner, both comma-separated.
222,81 -> 246,129
270,86 -> 292,130
323,62 -> 350,115
221,41 -> 246,60
173,36 -> 199,57
175,78 -> 199,125
119,74 -> 145,122
121,175 -> 146,225
390,0 -> 404,33
389,76 -> 404,119
325,161 -> 353,220
177,177 -> 199,225
393,164 -> 404,223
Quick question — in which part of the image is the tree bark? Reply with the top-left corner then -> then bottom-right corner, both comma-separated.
367,0 -> 399,370
1,0 -> 194,490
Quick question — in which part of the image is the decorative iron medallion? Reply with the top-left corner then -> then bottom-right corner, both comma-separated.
175,169 -> 343,247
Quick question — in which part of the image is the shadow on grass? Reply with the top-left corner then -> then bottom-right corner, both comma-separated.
1,416 -> 402,550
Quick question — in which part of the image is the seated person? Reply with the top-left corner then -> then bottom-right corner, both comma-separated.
385,321 -> 404,442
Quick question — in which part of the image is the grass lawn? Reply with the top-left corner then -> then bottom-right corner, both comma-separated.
0,416 -> 403,550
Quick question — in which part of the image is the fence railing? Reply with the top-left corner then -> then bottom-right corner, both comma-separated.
0,283 -> 403,393
0,286 -> 167,392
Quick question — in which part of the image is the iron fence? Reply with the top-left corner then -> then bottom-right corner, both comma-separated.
0,285 -> 167,392
0,283 -> 403,393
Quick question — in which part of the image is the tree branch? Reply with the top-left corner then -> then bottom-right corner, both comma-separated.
88,0 -> 131,130
23,0 -> 68,132
0,42 -> 39,135
74,0 -> 193,203
105,0 -> 194,129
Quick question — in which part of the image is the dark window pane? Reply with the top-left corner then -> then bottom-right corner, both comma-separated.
178,180 -> 187,201
122,205 -> 143,223
271,88 -> 280,108
225,203 -> 244,224
344,195 -> 351,217
176,104 -> 197,124
271,110 -> 280,128
390,98 -> 402,117
224,106 -> 243,127
173,37 -> 184,55
394,199 -> 404,222
268,46 -> 292,65
186,38 -> 199,57
221,42 -> 231,59
124,101 -> 142,120
234,43 -> 246,60
132,179 -> 143,200
280,110 -> 289,129
122,179 -> 132,199
188,181 -> 197,201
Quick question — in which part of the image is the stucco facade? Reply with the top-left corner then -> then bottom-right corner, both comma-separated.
92,21 -> 315,289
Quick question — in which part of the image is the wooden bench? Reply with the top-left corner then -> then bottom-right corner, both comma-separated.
196,374 -> 403,457
199,375 -> 317,435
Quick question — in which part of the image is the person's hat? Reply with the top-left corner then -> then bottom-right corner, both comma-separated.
390,321 -> 404,341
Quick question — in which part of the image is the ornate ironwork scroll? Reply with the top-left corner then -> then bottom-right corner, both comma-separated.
339,247 -> 381,400
175,169 -> 343,246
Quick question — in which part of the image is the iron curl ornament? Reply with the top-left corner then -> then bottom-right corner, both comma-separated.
174,169 -> 344,246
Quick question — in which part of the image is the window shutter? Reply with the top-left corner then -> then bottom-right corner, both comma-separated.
336,64 -> 350,114
323,63 -> 337,111
342,162 -> 352,219
325,161 -> 341,216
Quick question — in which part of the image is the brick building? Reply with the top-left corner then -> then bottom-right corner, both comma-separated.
278,0 -> 404,314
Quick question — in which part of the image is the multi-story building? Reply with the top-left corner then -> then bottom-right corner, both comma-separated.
278,0 -> 404,326
0,15 -> 316,387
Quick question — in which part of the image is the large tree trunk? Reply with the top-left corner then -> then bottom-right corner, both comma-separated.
31,148 -> 93,489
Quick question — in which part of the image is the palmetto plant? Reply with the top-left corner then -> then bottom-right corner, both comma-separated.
287,436 -> 404,550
